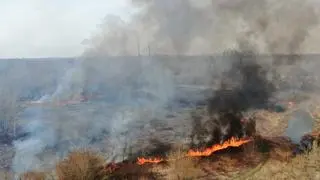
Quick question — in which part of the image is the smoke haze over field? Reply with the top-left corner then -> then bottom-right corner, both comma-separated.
84,0 -> 320,56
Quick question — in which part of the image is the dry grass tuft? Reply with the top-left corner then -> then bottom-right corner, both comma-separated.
55,150 -> 107,180
19,171 -> 48,180
165,149 -> 205,180
237,139 -> 320,180
109,163 -> 161,180
253,109 -> 294,137
0,170 -> 13,180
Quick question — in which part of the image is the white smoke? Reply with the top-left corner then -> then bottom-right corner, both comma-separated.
12,56 -> 176,174
12,104 -> 56,174
285,110 -> 314,144
12,61 -> 85,174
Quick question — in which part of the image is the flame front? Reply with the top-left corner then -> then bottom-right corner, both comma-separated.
187,137 -> 252,157
137,137 -> 252,165
137,157 -> 164,165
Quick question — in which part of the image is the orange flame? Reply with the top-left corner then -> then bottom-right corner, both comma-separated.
187,137 -> 252,157
137,157 -> 164,165
137,137 -> 252,165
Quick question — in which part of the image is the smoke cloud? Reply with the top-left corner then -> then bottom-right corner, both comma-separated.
83,0 -> 320,55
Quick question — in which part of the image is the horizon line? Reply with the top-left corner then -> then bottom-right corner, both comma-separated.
1,53 -> 320,60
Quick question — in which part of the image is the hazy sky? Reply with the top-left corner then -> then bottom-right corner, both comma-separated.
0,0 -> 131,58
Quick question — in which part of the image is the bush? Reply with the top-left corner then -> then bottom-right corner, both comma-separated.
55,150 -> 107,180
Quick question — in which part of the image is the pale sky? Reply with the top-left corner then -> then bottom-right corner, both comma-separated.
0,0 -> 132,58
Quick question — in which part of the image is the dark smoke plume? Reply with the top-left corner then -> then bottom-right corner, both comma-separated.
208,51 -> 275,114
190,50 -> 274,148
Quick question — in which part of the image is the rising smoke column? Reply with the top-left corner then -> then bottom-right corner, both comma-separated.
12,105 -> 56,174
208,51 -> 275,114
11,61 -> 86,175
190,50 -> 274,148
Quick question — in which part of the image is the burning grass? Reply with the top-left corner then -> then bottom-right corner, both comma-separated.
187,137 -> 252,157
9,104 -> 320,180
9,134 -> 320,180
136,137 -> 252,165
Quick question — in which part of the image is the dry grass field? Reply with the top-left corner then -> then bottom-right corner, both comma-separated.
8,101 -> 319,180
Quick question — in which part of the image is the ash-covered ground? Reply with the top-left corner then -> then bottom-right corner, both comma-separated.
0,55 -> 320,174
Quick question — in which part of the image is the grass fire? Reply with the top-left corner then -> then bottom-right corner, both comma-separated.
186,137 -> 252,157
0,51 -> 319,180
137,136 -> 252,165
2,0 -> 320,179
2,51 -> 320,180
